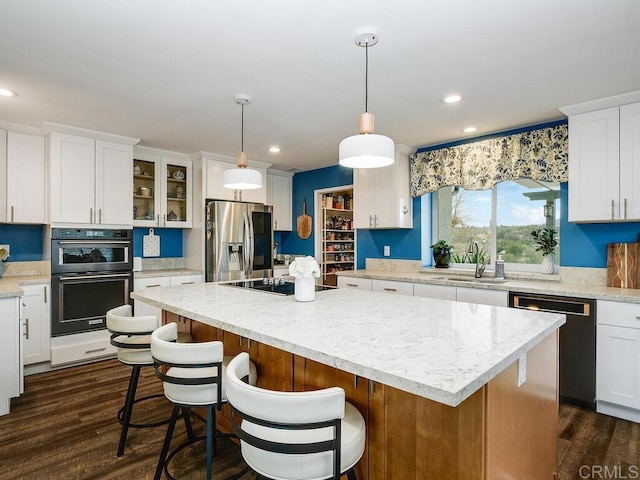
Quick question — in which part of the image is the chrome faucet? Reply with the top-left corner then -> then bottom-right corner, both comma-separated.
467,241 -> 486,278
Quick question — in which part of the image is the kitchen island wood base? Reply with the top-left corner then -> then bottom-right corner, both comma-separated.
166,312 -> 559,480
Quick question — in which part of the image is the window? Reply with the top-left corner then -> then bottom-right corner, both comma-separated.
432,180 -> 560,271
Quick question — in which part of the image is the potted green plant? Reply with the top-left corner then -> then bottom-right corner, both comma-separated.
530,227 -> 558,274
430,240 -> 453,268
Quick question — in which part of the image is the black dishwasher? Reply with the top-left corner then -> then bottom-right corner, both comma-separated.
509,292 -> 596,410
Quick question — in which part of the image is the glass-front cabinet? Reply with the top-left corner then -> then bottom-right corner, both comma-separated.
132,147 -> 192,228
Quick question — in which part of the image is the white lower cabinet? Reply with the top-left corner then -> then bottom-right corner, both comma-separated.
413,283 -> 508,306
50,330 -> 116,367
337,276 -> 372,291
21,284 -> 51,365
133,273 -> 204,322
371,279 -> 414,296
456,287 -> 508,307
0,296 -> 20,415
597,300 -> 640,422
413,283 -> 457,301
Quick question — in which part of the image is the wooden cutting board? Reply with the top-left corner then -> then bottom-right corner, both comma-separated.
297,198 -> 312,239
606,242 -> 640,288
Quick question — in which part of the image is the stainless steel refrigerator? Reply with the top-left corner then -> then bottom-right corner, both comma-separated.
205,200 -> 274,282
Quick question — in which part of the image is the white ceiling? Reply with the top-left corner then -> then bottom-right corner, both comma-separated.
1,0 -> 639,172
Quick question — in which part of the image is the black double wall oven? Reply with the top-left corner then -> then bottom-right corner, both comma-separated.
51,228 -> 133,337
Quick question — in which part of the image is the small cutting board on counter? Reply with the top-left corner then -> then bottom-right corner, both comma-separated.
143,228 -> 160,257
606,242 -> 640,288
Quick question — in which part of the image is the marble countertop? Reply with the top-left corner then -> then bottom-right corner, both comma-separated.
0,275 -> 50,298
132,282 -> 564,407
337,269 -> 640,304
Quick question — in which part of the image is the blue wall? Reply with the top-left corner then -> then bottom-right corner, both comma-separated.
560,183 -> 640,268
279,165 -> 354,255
133,227 -> 183,258
0,224 -> 44,261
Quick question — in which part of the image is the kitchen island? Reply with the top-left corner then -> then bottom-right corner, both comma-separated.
133,282 -> 565,479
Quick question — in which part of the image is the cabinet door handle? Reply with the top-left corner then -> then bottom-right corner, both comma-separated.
624,198 -> 628,219
90,207 -> 93,223
375,215 -> 378,227
99,208 -> 102,224
11,205 -> 14,222
274,220 -> 278,230
636,316 -> 640,320
44,286 -> 47,304
156,214 -> 160,227
353,374 -> 359,389
383,288 -> 397,292
85,347 -> 106,354
611,199 -> 615,220
369,380 -> 376,396
247,338 -> 252,349
163,214 -> 166,227
24,318 -> 29,339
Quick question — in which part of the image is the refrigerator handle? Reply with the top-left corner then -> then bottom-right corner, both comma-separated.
243,211 -> 253,277
247,211 -> 255,277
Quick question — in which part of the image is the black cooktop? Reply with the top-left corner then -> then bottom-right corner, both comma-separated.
222,279 -> 334,296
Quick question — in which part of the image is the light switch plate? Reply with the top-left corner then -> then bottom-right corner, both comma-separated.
517,353 -> 527,387
383,245 -> 390,256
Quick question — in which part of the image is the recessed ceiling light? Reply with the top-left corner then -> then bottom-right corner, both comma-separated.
0,88 -> 18,97
463,126 -> 478,133
269,146 -> 281,153
441,94 -> 462,104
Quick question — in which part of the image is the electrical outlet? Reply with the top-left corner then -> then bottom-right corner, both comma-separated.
383,245 -> 390,256
517,353 -> 527,387
0,245 -> 9,255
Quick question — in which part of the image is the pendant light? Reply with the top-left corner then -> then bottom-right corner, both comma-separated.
339,32 -> 394,169
223,95 -> 262,190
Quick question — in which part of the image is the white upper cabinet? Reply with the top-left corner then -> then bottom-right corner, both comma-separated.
0,130 -> 45,224
619,102 -> 640,221
47,125 -> 139,226
562,92 -> 640,222
267,170 -> 293,231
133,146 -> 193,228
353,144 -> 414,229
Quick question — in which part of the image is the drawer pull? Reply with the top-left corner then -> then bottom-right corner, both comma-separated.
180,281 -> 195,285
636,316 -> 640,320
346,283 -> 358,287
147,284 -> 162,288
85,347 -> 106,354
383,288 -> 397,292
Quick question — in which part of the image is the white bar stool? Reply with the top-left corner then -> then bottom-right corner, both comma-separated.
225,352 -> 366,480
151,322 -> 257,480
107,304 -> 181,457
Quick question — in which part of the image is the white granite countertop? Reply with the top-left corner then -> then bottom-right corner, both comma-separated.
0,275 -> 50,298
337,269 -> 640,304
132,282 -> 564,407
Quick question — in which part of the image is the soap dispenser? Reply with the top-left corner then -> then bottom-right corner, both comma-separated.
495,254 -> 505,279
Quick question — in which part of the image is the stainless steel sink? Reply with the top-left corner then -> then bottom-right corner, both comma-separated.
434,276 -> 508,285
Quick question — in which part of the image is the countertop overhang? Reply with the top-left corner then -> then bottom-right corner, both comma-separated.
132,282 -> 564,407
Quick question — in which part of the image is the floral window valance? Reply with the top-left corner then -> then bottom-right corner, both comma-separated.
409,123 -> 568,197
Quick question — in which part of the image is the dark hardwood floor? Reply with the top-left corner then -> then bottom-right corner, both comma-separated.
1,359 -> 639,479
0,359 -> 253,480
